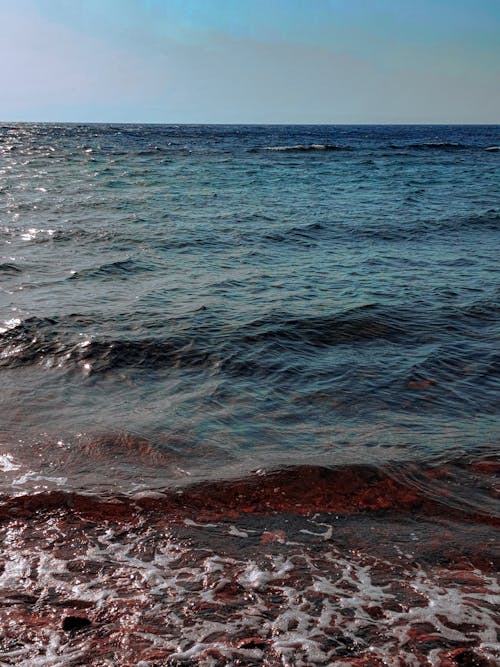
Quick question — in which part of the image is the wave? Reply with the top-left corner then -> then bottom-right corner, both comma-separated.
0,316 -> 205,372
258,143 -> 350,152
1,301 -> 498,376
0,456 -> 497,522
253,142 -> 492,154
254,208 -> 499,248
239,304 -> 409,346
134,145 -> 196,156
351,208 -> 500,241
463,300 -> 500,320
0,262 -> 22,274
264,221 -> 326,244
136,145 -> 166,155
389,142 -> 472,151
0,306 -> 406,372
461,208 -> 500,231
68,258 -> 155,280
401,342 -> 499,413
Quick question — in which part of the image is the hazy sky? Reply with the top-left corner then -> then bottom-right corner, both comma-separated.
1,0 -> 499,123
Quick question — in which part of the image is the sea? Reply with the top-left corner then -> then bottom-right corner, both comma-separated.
0,124 -> 499,666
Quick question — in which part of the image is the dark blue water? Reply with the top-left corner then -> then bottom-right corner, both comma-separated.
0,123 -> 499,495
0,124 -> 499,665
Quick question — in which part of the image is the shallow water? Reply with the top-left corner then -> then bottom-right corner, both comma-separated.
0,124 -> 499,664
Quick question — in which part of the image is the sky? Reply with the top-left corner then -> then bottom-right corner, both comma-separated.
1,0 -> 499,123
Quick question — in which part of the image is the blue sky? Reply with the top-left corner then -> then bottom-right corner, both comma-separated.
1,0 -> 499,123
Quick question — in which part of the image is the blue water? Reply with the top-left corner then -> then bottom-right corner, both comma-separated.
1,123 -> 500,666
0,124 -> 498,496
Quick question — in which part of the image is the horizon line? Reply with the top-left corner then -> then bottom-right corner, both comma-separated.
2,120 -> 499,127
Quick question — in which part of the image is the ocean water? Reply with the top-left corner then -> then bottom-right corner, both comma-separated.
0,124 -> 499,665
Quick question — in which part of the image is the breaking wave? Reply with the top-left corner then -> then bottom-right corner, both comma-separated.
259,143 -> 350,152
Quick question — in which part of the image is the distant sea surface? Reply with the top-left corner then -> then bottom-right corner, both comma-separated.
1,124 -> 499,665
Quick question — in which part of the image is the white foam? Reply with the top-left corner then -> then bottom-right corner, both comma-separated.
228,524 -> 248,537
0,516 -> 498,665
12,471 -> 68,487
0,317 -> 21,334
184,518 -> 218,528
0,452 -> 21,472
300,524 -> 333,539
0,555 -> 32,588
20,227 -> 54,241
238,556 -> 294,590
